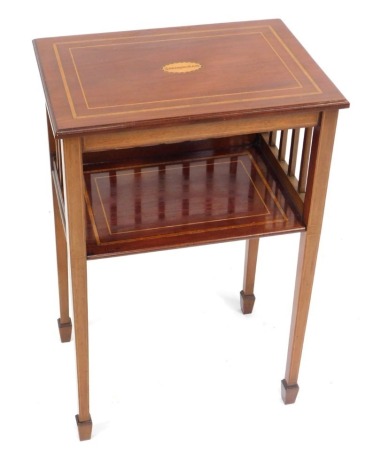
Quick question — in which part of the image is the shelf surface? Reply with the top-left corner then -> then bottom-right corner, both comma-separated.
84,143 -> 305,258
33,19 -> 349,137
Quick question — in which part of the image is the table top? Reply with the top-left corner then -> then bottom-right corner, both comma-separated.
33,19 -> 349,138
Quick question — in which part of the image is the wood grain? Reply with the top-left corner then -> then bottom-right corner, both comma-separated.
82,112 -> 319,152
33,20 -> 349,439
240,238 -> 259,314
62,137 -> 91,435
48,113 -> 71,341
33,19 -> 349,138
84,142 -> 305,258
282,110 -> 339,402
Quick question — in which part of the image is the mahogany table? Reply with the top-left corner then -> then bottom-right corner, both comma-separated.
33,19 -> 349,440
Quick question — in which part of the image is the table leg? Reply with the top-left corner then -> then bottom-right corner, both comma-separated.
240,238 -> 259,314
282,110 -> 339,404
52,186 -> 72,342
48,114 -> 72,342
62,137 -> 92,440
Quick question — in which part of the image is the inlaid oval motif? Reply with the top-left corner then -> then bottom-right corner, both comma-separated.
163,62 -> 202,73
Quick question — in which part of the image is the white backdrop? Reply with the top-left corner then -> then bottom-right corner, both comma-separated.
0,2 -> 370,468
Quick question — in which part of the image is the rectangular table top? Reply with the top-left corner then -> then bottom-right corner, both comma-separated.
33,19 -> 349,138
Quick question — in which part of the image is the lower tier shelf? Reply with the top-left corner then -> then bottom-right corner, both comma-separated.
83,139 -> 305,258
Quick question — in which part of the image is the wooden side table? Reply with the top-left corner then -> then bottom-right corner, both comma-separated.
33,19 -> 349,440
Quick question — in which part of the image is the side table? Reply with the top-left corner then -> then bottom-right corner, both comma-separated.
33,19 -> 349,440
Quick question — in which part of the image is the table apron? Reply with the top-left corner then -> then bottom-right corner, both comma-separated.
82,111 -> 320,153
